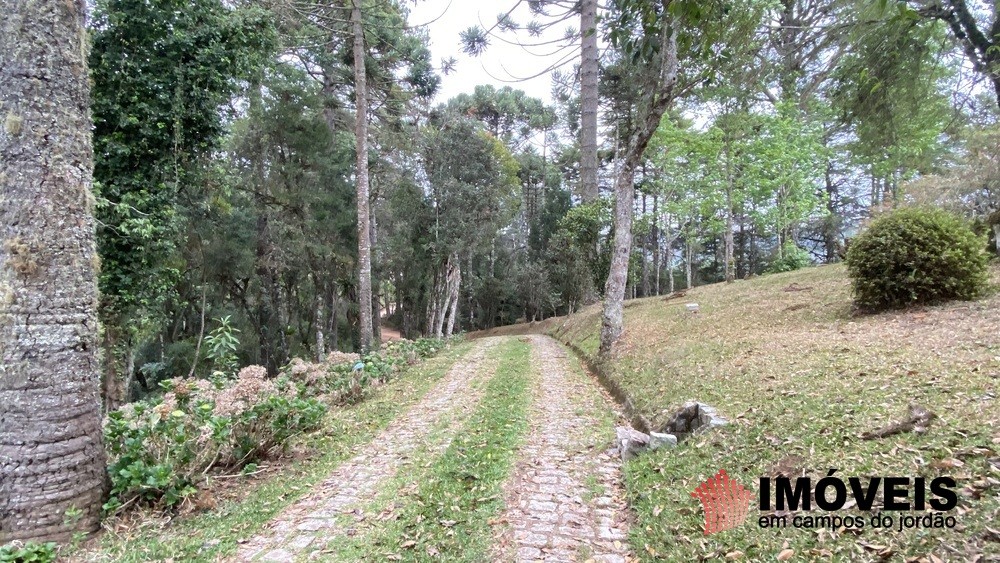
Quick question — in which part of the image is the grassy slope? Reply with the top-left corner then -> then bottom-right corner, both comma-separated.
75,341 -> 476,563
479,265 -> 1000,561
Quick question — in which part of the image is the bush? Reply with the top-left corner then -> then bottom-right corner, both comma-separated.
285,337 -> 449,404
0,542 -> 57,563
766,242 -> 812,274
103,367 -> 325,512
846,207 -> 989,311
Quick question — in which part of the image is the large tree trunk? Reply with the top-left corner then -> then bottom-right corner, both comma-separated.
599,15 -> 678,356
0,0 -> 107,542
579,0 -> 599,202
350,0 -> 374,351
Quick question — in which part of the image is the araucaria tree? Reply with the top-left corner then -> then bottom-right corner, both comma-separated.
0,0 -> 107,542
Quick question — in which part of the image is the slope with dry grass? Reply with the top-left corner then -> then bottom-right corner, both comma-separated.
478,264 -> 1000,561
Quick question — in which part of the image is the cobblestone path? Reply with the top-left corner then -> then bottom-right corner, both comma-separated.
496,335 -> 631,563
235,337 -> 502,562
234,335 -> 630,562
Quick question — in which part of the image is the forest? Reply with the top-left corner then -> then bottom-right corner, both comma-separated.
1,0 -> 999,559
78,0 -> 999,402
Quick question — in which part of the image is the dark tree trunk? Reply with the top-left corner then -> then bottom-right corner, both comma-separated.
0,0 -> 107,542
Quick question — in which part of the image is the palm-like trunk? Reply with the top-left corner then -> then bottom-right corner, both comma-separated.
350,0 -> 375,351
0,0 -> 107,542
579,0 -> 599,202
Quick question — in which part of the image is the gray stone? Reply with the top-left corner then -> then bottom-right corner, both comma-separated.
615,426 -> 650,460
648,432 -> 678,450
657,402 -> 728,438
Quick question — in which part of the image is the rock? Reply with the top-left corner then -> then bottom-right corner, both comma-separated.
616,426 -> 650,461
658,402 -> 728,438
697,404 -> 729,430
686,303 -> 700,313
649,432 -> 678,450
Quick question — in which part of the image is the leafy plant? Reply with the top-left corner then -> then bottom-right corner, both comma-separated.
846,207 -> 989,311
204,316 -> 241,376
0,542 -> 57,563
103,369 -> 324,512
766,242 -> 813,274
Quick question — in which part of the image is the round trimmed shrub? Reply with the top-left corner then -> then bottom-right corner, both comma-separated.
846,207 -> 989,311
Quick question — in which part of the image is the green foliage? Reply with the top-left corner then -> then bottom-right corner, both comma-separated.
287,338 -> 450,404
103,370 -> 325,512
89,0 -> 277,329
204,316 -> 241,376
831,14 -> 951,184
846,208 -> 990,311
766,242 -> 813,274
0,542 -> 57,563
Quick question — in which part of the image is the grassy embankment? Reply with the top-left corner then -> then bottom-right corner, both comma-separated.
479,264 -> 1000,561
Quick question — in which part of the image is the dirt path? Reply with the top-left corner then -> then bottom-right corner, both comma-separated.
235,337 -> 501,562
497,335 -> 631,563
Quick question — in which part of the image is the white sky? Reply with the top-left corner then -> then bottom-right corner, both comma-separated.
407,0 -> 582,105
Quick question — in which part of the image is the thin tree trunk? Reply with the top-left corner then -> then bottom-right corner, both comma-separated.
599,17 -> 679,356
350,0 -> 374,351
652,194 -> 660,296
724,138 -> 735,283
0,0 -> 107,542
685,240 -> 693,290
444,255 -> 461,337
187,286 -> 207,378
579,0 -> 599,202
315,279 -> 325,362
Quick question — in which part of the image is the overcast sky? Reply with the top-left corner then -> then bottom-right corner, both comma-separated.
408,0 -> 581,105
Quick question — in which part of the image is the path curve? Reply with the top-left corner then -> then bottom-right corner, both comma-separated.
497,335 -> 631,563
235,337 -> 501,562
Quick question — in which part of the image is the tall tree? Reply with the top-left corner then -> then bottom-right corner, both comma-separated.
89,0 -> 274,406
349,0 -> 375,351
600,0 -> 682,355
580,0 -> 601,202
911,0 -> 1000,108
459,0 -> 601,202
0,0 -> 106,542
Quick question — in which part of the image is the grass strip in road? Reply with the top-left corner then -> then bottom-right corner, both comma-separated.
336,338 -> 534,562
78,341 -> 476,563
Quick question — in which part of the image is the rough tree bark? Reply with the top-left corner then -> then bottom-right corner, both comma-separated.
580,0 -> 600,202
315,278 -> 325,362
350,0 -> 374,351
723,136 -> 735,283
443,254 -> 461,338
599,12 -> 679,356
0,0 -> 107,542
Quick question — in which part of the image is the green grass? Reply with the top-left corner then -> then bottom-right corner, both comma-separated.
501,264 -> 1000,561
330,338 -> 534,562
77,341 -> 476,563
